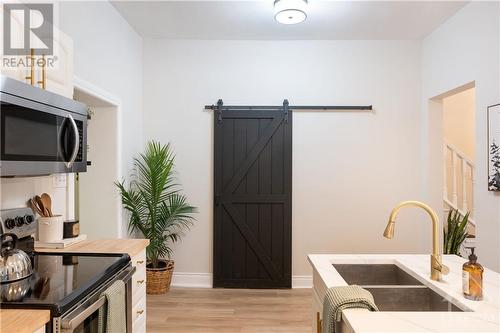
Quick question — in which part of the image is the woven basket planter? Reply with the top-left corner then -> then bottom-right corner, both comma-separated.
146,259 -> 174,295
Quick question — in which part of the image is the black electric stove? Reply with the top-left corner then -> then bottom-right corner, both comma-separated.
1,208 -> 135,332
1,252 -> 131,317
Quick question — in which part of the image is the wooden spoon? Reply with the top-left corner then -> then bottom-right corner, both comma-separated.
34,195 -> 49,217
29,198 -> 44,217
31,197 -> 45,217
40,193 -> 53,217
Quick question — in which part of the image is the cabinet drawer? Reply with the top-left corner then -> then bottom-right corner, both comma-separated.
132,283 -> 146,308
132,265 -> 146,293
132,311 -> 146,333
132,294 -> 147,324
132,251 -> 146,269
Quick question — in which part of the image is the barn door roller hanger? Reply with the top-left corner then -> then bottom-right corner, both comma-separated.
205,99 -> 373,123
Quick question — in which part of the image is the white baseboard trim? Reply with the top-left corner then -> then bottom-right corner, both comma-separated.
292,275 -> 313,288
171,273 -> 312,289
171,272 -> 212,288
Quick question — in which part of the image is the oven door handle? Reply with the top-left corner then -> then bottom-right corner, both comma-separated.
61,266 -> 135,331
61,295 -> 106,330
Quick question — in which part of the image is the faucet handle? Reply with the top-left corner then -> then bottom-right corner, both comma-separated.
439,264 -> 450,275
431,254 -> 449,279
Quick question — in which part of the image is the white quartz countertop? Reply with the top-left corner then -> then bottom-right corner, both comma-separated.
308,254 -> 500,332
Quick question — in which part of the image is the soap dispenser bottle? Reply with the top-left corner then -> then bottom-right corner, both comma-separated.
462,247 -> 483,301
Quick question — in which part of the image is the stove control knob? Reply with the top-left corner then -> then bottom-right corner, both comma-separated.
15,216 -> 24,227
24,214 -> 34,224
4,218 -> 15,229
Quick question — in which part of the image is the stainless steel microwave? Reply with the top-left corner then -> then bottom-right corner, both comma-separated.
0,75 -> 87,176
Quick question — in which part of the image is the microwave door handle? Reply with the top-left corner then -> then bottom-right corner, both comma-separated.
64,114 -> 80,168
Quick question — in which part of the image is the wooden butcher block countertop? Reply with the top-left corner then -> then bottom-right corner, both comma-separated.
0,309 -> 50,333
36,238 -> 149,257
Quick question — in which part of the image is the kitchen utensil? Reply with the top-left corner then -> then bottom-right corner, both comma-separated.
38,215 -> 64,243
63,220 -> 80,238
0,233 -> 33,283
34,195 -> 49,217
29,198 -> 45,217
40,193 -> 53,217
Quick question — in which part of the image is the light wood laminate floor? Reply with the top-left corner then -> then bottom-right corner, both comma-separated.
147,288 -> 312,333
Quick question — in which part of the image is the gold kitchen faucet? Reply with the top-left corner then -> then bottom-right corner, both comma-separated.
384,200 -> 449,281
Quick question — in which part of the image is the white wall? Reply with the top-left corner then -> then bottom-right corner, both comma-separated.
0,176 -> 69,217
422,2 -> 500,270
0,2 -> 143,238
78,106 -> 120,238
143,39 -> 426,276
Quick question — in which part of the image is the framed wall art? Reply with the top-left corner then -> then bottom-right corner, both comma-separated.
488,103 -> 500,191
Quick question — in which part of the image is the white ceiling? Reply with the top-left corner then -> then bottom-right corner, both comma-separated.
111,1 -> 467,40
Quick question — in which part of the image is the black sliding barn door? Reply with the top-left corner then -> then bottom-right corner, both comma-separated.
214,106 -> 292,288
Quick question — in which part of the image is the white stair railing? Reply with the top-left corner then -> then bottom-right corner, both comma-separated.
443,142 -> 476,227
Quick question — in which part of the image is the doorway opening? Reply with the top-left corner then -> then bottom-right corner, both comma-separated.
73,80 -> 122,238
430,82 -> 476,254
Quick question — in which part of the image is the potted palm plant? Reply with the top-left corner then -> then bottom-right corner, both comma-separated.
116,141 -> 196,294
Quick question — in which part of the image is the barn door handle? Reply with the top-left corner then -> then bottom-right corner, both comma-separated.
215,195 -> 221,206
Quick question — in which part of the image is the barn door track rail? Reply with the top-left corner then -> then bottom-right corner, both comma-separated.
205,99 -> 373,123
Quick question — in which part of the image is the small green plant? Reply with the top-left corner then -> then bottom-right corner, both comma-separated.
116,141 -> 196,268
443,209 -> 470,255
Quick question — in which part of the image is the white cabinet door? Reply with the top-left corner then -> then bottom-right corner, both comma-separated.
1,8 -> 74,99
312,288 -> 322,333
44,28 -> 74,98
1,6 -> 28,82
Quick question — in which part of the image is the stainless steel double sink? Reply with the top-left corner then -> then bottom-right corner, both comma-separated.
333,264 -> 464,312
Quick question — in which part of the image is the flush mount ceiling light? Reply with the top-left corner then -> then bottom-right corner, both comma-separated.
274,0 -> 308,25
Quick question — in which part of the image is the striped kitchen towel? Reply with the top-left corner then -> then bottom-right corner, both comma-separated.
322,285 -> 378,333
